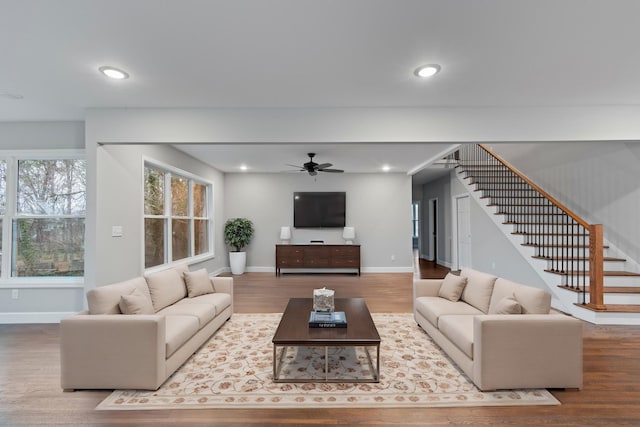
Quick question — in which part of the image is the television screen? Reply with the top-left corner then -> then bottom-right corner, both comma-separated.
294,192 -> 346,228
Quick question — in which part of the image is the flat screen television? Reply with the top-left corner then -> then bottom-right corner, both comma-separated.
293,192 -> 346,228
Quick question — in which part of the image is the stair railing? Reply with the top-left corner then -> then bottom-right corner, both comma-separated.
447,144 -> 604,308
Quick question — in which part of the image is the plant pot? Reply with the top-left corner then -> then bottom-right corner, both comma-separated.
229,251 -> 247,275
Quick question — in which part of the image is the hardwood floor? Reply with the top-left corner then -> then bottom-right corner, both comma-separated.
2,265 -> 640,426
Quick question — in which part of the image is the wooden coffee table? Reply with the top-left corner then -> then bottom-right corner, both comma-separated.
272,297 -> 381,383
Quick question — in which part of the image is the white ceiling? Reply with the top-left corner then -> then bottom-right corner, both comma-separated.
2,1 -> 639,179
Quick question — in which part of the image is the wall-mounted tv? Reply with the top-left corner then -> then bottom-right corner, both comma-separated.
294,192 -> 346,228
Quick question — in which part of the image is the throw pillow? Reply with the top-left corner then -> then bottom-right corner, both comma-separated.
494,295 -> 523,315
184,268 -> 214,298
438,273 -> 468,302
119,288 -> 155,315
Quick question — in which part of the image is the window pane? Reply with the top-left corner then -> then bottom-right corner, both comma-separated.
171,176 -> 188,216
172,219 -> 189,261
18,159 -> 86,215
145,218 -> 166,268
144,167 -> 165,215
0,218 -> 3,275
193,183 -> 206,217
0,160 -> 6,214
194,219 -> 208,256
12,218 -> 84,277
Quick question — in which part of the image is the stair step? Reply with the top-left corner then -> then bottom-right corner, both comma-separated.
497,212 -> 566,216
560,285 -> 640,294
532,255 -> 624,262
546,270 -> 640,277
488,204 -> 558,208
576,303 -> 640,313
481,198 -> 544,202
523,243 -> 609,248
517,232 -> 590,236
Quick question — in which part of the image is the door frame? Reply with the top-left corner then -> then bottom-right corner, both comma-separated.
427,198 -> 438,263
451,193 -> 471,271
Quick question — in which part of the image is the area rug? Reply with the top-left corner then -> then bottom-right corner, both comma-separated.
97,313 -> 559,410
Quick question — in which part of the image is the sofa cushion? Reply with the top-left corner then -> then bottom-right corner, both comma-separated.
164,315 -> 199,358
119,288 -> 155,315
157,303 -> 216,328
87,277 -> 151,314
438,273 -> 467,302
493,295 -> 523,314
460,268 -> 498,313
415,296 -> 483,328
145,268 -> 187,312
177,292 -> 232,316
489,278 -> 551,314
438,315 -> 475,359
184,268 -> 214,298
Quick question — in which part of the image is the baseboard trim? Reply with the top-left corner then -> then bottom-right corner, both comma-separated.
219,266 -> 414,274
0,311 -> 76,324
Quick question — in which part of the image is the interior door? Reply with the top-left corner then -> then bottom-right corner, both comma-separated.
456,195 -> 472,269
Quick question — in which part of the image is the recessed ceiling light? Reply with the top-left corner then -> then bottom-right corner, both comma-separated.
240,164 -> 248,171
99,66 -> 130,80
382,165 -> 391,172
414,64 -> 441,78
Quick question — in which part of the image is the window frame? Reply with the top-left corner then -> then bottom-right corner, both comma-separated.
0,149 -> 85,287
142,158 -> 214,272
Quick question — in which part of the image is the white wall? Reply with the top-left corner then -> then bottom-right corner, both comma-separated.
0,121 -> 84,322
224,172 -> 414,272
491,142 -> 640,265
95,144 -> 226,286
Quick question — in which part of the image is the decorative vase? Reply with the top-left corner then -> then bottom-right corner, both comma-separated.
229,252 -> 247,275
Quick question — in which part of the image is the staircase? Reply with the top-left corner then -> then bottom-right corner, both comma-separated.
450,144 -> 640,324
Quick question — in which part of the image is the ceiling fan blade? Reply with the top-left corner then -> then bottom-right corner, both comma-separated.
319,168 -> 343,173
315,163 -> 332,169
285,163 -> 304,169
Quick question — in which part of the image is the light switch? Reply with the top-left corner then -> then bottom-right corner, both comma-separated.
111,226 -> 123,237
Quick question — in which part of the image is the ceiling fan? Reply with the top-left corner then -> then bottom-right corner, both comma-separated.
287,153 -> 344,176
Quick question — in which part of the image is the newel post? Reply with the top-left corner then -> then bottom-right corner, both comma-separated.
589,224 -> 605,309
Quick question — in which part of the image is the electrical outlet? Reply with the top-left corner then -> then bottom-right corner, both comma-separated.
391,254 -> 396,262
11,289 -> 19,299
491,262 -> 496,270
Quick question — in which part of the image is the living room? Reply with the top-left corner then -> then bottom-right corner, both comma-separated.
3,1 -> 640,425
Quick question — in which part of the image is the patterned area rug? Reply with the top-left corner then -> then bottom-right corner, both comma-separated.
97,313 -> 559,410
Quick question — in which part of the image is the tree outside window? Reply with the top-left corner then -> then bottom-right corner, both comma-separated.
10,159 -> 86,277
144,163 -> 212,269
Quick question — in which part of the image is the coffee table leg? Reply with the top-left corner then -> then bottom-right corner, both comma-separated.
273,345 -> 288,381
364,345 -> 380,383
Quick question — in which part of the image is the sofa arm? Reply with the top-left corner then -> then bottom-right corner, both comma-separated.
473,314 -> 583,391
60,313 -> 166,391
413,279 -> 442,299
211,276 -> 234,314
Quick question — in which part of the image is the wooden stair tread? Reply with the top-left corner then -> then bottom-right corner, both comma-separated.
560,285 -> 640,294
516,232 -> 590,236
532,255 -> 624,262
504,221 -> 583,225
576,303 -> 640,313
497,212 -> 565,216
523,243 -> 607,248
546,269 -> 640,276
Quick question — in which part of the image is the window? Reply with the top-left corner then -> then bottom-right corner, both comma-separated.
144,162 -> 212,269
0,155 -> 86,279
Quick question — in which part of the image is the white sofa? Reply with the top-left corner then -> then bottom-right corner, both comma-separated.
414,268 -> 583,391
60,264 -> 233,391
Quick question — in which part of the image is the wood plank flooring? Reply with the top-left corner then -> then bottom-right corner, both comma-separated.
2,264 -> 640,425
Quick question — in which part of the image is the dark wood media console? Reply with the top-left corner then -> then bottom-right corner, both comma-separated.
275,244 -> 361,276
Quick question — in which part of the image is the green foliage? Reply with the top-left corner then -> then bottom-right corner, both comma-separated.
224,218 -> 254,252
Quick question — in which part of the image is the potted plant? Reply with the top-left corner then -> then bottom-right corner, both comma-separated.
224,217 -> 255,275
